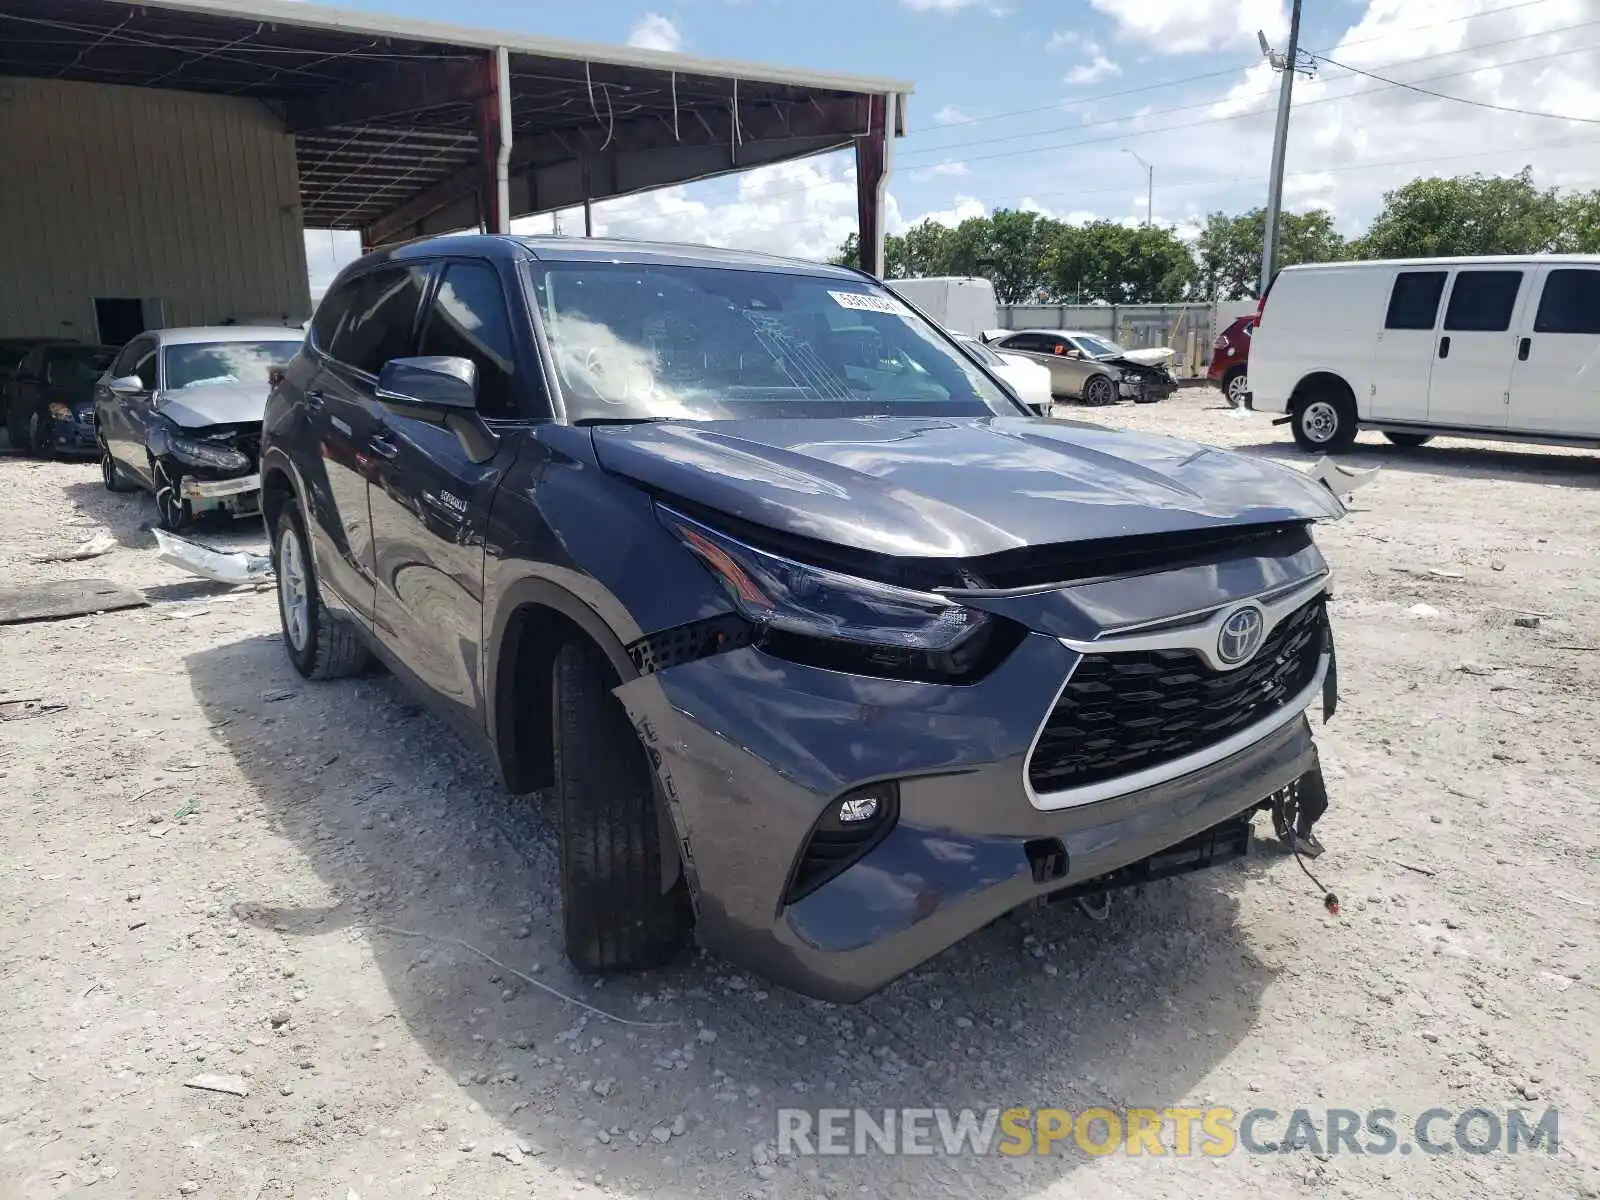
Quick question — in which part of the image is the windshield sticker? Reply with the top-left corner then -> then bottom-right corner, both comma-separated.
828,290 -> 901,315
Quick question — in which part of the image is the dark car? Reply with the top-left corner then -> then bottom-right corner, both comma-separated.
2,336 -> 77,447
260,236 -> 1345,1003
5,342 -> 117,457
1208,314 -> 1255,408
95,326 -> 304,529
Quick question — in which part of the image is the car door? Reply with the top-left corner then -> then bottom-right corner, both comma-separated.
1369,269 -> 1447,421
1508,265 -> 1600,437
1425,268 -> 1527,431
98,335 -> 158,482
368,258 -> 530,732
998,333 -> 1078,396
309,263 -> 434,628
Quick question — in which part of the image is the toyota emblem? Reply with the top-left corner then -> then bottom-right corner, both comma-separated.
1217,605 -> 1266,666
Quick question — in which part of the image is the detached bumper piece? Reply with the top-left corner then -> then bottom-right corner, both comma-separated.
179,472 -> 260,502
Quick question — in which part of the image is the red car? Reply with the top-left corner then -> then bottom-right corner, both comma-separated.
1208,314 -> 1254,408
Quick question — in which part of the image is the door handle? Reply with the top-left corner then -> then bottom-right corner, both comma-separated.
1438,336 -> 1451,359
303,388 -> 326,411
1518,337 -> 1531,361
367,432 -> 399,460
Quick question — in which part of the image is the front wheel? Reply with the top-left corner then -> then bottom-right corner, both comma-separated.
1384,432 -> 1434,448
554,638 -> 692,974
150,456 -> 192,531
273,504 -> 370,680
1081,374 -> 1117,407
1290,390 -> 1358,453
100,440 -> 132,493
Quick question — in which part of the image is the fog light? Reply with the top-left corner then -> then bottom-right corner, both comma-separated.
837,795 -> 880,824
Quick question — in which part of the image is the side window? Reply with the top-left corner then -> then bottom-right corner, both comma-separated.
20,347 -> 46,379
110,338 -> 145,379
1004,333 -> 1049,353
132,345 -> 158,390
417,261 -> 521,418
309,278 -> 358,352
327,265 -> 431,376
1533,269 -> 1600,335
1443,270 -> 1523,333
1385,271 -> 1447,330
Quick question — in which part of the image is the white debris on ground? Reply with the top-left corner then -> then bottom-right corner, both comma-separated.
0,391 -> 1595,1200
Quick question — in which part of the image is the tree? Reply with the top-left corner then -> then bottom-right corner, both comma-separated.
1196,207 -> 1345,300
1043,221 -> 1197,304
1554,190 -> 1600,253
1351,168 -> 1563,259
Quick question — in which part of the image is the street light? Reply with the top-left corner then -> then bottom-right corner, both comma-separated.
1124,148 -> 1153,227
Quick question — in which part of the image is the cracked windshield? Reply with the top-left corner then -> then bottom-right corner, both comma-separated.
530,262 -> 1015,421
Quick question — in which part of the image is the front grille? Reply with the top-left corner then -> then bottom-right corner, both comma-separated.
1028,599 -> 1326,795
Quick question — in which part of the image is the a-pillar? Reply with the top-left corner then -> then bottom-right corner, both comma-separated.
854,93 -> 897,277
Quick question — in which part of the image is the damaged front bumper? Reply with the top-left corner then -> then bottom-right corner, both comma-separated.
180,472 -> 261,505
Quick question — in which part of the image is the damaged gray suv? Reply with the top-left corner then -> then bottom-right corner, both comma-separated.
260,236 -> 1344,1003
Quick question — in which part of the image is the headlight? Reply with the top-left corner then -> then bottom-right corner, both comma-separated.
659,506 -> 985,652
168,434 -> 251,472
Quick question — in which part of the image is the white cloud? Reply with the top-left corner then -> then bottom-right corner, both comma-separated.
912,160 -> 971,180
516,156 -> 903,262
1090,0 -> 1286,56
1065,54 -> 1122,85
933,104 -> 973,124
1046,30 -> 1081,51
900,0 -> 1003,13
625,13 -> 683,52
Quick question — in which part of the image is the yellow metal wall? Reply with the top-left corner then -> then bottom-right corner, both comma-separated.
0,76 -> 310,341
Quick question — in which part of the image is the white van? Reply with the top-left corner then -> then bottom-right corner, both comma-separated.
885,277 -> 999,337
1250,255 -> 1600,452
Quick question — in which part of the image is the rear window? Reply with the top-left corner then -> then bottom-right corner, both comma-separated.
1385,271 -> 1448,330
1533,269 -> 1600,335
163,340 -> 301,391
1443,271 -> 1524,333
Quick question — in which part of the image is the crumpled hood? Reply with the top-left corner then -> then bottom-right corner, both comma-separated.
1108,346 -> 1175,368
592,415 -> 1344,559
155,381 -> 267,429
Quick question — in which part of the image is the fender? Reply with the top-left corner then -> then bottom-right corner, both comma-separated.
484,572 -> 686,895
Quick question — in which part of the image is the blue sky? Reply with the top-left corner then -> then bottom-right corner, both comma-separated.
306,0 -> 1600,293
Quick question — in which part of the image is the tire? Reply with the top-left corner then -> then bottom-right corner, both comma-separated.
100,439 -> 131,493
273,502 -> 371,681
26,407 -> 54,458
554,638 -> 692,974
1384,432 -> 1434,448
1081,374 -> 1117,407
1290,386 -> 1358,453
150,456 -> 192,531
1223,367 -> 1251,408
4,400 -> 25,451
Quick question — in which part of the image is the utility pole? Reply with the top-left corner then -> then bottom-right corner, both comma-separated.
1124,149 -> 1153,227
1258,0 -> 1313,295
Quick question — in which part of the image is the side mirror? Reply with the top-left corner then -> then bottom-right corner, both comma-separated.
376,356 -> 478,411
107,374 -> 144,393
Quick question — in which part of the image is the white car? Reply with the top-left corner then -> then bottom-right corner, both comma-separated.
1250,255 -> 1600,452
952,331 -> 1053,414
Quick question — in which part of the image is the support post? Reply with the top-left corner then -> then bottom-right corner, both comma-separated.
475,47 -> 513,235
854,94 -> 896,277
1260,0 -> 1303,295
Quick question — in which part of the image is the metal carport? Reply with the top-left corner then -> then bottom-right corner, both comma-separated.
0,0 -> 910,272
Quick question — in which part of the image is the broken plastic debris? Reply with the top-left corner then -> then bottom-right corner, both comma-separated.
30,533 -> 116,563
152,528 -> 273,586
183,1073 -> 250,1097
1306,456 -> 1381,500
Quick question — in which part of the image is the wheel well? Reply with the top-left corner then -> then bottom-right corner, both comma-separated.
261,466 -> 294,537
1290,372 -> 1356,411
494,603 -> 587,795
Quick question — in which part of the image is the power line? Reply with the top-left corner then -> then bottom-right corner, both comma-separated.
1312,51 -> 1600,124
900,0 -> 1562,140
900,15 -> 1600,162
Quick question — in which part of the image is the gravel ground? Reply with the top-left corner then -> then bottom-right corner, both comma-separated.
1,392 -> 1597,1200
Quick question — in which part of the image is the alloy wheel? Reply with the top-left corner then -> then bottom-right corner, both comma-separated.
278,525 -> 310,653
